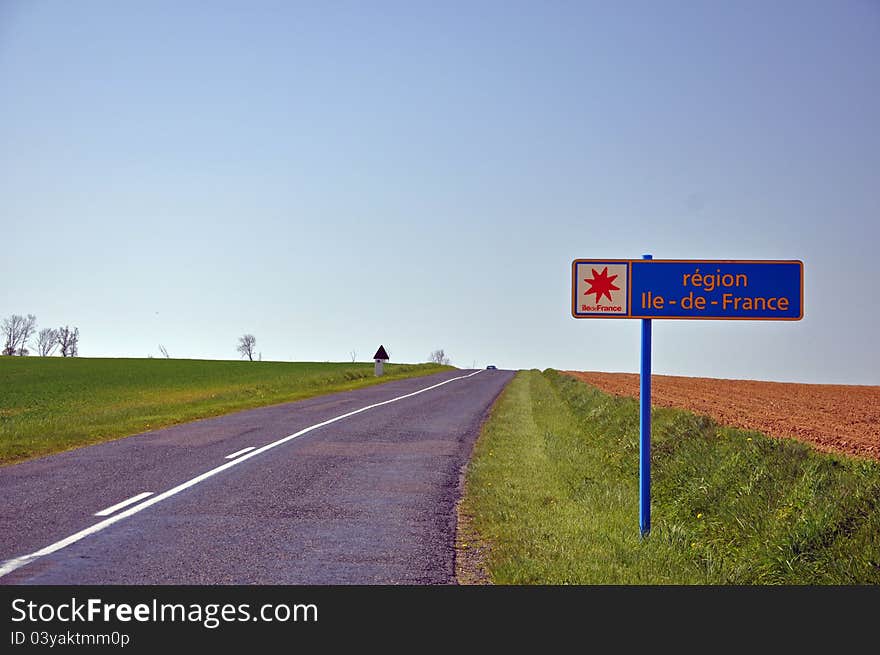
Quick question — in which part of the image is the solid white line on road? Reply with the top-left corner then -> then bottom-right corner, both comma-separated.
224,446 -> 256,460
0,369 -> 485,578
93,492 -> 155,517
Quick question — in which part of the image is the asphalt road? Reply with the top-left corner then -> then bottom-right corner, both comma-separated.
0,368 -> 514,584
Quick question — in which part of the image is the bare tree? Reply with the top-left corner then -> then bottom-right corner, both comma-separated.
19,314 -> 37,355
350,349 -> 357,363
2,314 -> 37,356
237,334 -> 256,361
158,344 -> 170,359
429,349 -> 450,365
35,328 -> 59,357
57,326 -> 79,357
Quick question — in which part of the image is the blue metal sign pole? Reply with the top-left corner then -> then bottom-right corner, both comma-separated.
640,254 -> 652,537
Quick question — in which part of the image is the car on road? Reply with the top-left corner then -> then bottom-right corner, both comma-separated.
486,365 -> 497,370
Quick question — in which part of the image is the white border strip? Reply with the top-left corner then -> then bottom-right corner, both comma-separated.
94,492 -> 154,517
0,369 -> 483,578
224,446 -> 256,460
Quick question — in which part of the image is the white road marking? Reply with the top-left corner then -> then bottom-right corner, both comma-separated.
94,492 -> 154,517
224,446 -> 256,460
0,369 -> 484,578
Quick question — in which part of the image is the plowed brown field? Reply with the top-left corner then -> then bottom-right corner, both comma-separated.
564,371 -> 880,461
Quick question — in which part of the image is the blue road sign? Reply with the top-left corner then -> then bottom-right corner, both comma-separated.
571,259 -> 803,320
570,256 -> 804,538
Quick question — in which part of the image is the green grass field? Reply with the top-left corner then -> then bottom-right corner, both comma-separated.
0,357 -> 450,465
459,369 -> 880,584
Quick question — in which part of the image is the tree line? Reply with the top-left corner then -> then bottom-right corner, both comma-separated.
4,320 -> 447,364
238,335 -> 450,366
2,314 -> 79,357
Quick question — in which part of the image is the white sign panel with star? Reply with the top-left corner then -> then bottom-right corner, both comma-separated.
572,260 -> 629,317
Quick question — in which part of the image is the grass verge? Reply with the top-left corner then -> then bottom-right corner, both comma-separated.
458,369 -> 880,584
0,358 -> 451,466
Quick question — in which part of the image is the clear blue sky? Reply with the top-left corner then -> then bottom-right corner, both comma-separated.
1,1 -> 878,384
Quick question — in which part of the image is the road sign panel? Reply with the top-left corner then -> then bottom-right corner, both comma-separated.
572,259 -> 803,320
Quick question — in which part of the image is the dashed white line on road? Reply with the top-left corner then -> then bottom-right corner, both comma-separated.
0,369 -> 484,578
224,446 -> 256,460
94,492 -> 154,517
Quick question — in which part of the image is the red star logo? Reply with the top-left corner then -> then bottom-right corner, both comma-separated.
584,267 -> 620,303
